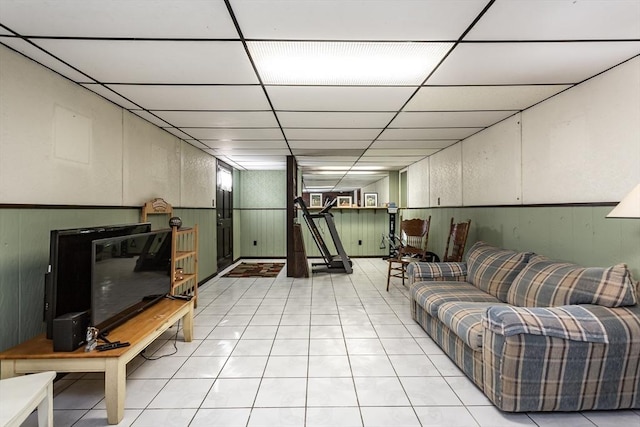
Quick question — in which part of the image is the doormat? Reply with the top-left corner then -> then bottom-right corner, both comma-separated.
223,262 -> 285,278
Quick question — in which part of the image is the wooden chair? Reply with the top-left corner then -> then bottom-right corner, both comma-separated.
442,218 -> 472,262
386,217 -> 431,291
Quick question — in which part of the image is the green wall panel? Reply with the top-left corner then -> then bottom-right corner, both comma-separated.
298,209 -> 389,258
401,205 -> 640,279
0,208 -> 140,350
173,208 -> 217,280
239,209 -> 286,257
0,206 -> 217,351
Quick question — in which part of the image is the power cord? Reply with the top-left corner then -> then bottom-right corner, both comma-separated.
140,319 -> 181,360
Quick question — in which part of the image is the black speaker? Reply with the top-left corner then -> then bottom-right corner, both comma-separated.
53,311 -> 89,352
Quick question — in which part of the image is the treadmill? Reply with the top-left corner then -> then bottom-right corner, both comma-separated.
294,196 -> 353,274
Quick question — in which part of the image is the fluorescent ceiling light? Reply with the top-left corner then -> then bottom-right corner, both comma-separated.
248,42 -> 452,85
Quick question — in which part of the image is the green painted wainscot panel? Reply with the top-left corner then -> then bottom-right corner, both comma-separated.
239,209 -> 286,257
0,207 -> 217,351
173,208 -> 218,281
298,208 -> 389,258
0,208 -> 140,351
401,205 -> 640,279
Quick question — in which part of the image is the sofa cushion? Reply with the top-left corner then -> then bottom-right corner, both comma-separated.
483,305 -> 609,343
437,302 -> 507,351
407,261 -> 467,286
466,242 -> 533,302
411,281 -> 501,317
506,258 -> 637,308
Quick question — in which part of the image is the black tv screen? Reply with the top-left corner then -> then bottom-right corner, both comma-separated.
44,222 -> 151,338
91,229 -> 172,336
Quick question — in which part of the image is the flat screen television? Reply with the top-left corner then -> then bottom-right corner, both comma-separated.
90,229 -> 172,336
44,222 -> 151,338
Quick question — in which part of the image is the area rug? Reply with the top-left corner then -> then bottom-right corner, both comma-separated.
223,262 -> 285,278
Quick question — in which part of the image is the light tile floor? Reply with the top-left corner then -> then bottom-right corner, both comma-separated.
23,258 -> 640,426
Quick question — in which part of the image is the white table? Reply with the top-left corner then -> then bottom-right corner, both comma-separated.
0,371 -> 55,427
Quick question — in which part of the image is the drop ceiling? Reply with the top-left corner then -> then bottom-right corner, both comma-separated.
1,0 -> 638,191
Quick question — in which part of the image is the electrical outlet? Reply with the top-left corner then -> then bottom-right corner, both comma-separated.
253,240 -> 257,246
358,240 -> 362,245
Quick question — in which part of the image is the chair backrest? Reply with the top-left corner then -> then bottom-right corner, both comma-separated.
442,218 -> 471,262
398,217 -> 431,258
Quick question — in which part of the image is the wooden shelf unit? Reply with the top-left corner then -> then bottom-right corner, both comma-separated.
141,198 -> 173,223
140,198 -> 199,306
171,225 -> 198,306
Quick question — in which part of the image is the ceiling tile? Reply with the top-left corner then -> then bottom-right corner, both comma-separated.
379,128 -> 481,140
161,127 -> 194,140
104,85 -> 270,110
213,149 -> 291,157
185,140 -> 211,150
1,37 -> 91,82
151,111 -> 278,128
466,0 -> 640,40
296,156 -> 359,164
231,0 -> 488,40
406,85 -> 571,111
35,40 -> 257,84
355,161 -> 420,171
363,148 -> 440,157
390,111 -> 516,128
0,0 -> 238,38
372,140 -> 456,150
81,84 -> 141,109
278,112 -> 395,128
292,149 -> 365,157
195,140 -> 288,150
289,140 -> 371,150
129,110 -> 172,127
178,128 -> 283,140
428,42 -> 640,85
284,128 -> 381,140
267,86 -> 416,111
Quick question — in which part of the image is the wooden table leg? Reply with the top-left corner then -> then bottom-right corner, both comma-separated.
105,358 -> 126,425
183,301 -> 194,342
0,359 -> 17,379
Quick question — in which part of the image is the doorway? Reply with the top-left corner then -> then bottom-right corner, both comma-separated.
216,162 -> 234,272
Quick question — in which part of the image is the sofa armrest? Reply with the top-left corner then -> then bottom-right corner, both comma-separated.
407,261 -> 467,286
482,305 -> 609,343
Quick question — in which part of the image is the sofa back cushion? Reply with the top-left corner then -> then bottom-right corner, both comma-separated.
466,242 -> 533,302
506,257 -> 637,307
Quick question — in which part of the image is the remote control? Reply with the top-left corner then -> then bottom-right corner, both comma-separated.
97,342 -> 130,351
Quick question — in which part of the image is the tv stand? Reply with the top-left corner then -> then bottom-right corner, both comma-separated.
0,298 -> 193,425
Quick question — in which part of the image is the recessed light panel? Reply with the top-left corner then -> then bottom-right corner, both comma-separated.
248,41 -> 452,85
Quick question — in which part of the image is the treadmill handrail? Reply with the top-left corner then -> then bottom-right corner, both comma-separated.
318,197 -> 337,215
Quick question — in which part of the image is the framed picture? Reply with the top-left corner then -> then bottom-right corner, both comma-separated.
364,192 -> 378,208
309,193 -> 323,208
337,196 -> 353,207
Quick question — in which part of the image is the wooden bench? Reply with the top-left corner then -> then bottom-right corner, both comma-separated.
0,298 -> 193,425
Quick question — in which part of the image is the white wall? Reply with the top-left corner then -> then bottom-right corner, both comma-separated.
429,144 -> 463,207
521,58 -> 640,204
405,56 -> 640,207
463,114 -> 522,206
406,158 -> 429,207
0,45 -> 216,208
361,175 -> 390,206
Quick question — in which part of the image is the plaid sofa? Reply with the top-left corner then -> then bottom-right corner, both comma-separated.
408,242 -> 640,412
